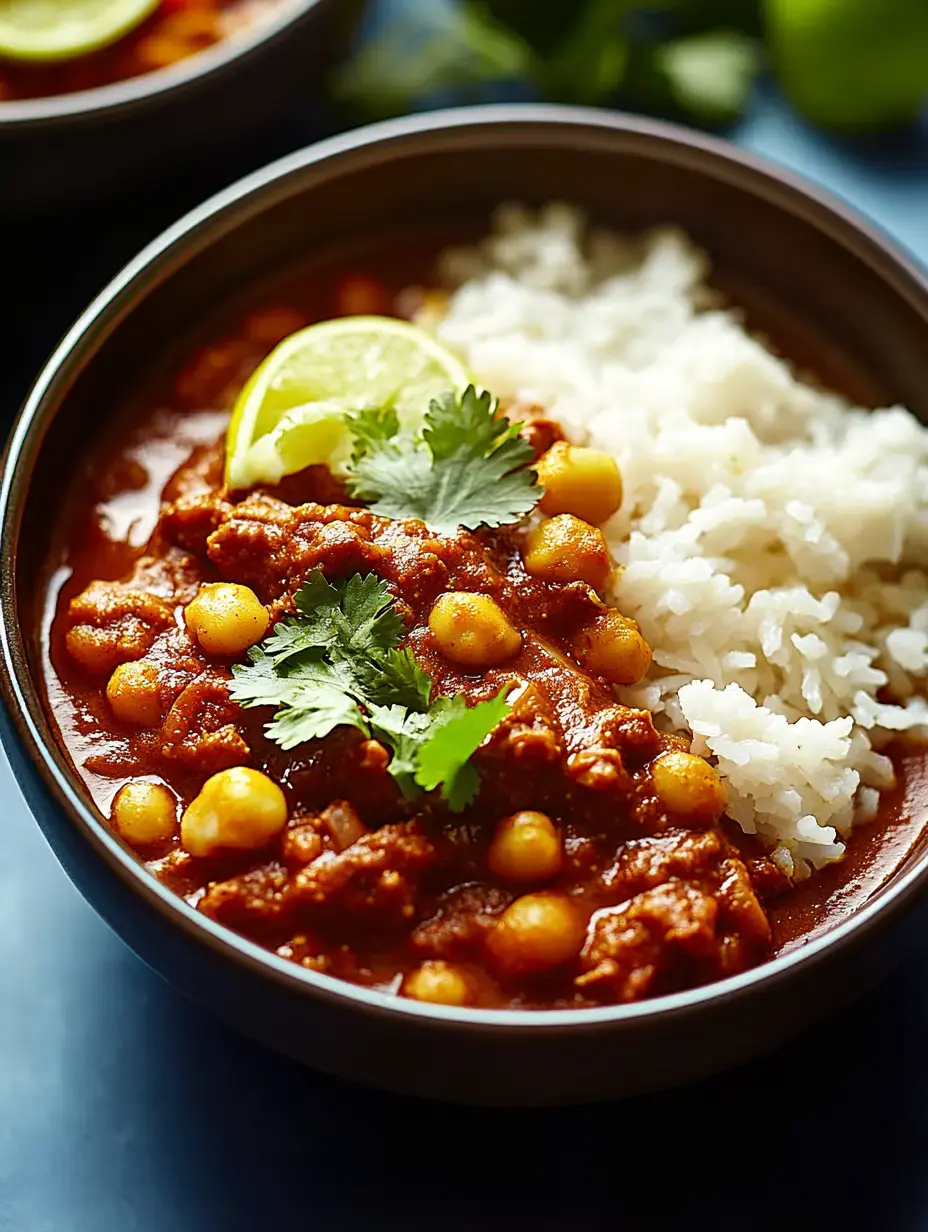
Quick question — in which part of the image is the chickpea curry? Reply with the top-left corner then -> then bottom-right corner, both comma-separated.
41,257 -> 926,1012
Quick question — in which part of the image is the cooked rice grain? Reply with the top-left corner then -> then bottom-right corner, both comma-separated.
426,204 -> 928,874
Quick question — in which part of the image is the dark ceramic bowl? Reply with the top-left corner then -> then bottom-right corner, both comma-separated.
3,106 -> 928,1106
0,0 -> 361,216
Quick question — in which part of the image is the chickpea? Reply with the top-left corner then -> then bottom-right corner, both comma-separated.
487,893 -> 585,976
488,811 -> 563,884
571,610 -> 651,686
522,515 -> 611,591
112,781 -> 178,846
535,442 -> 623,526
184,583 -> 269,657
652,750 -> 727,823
65,627 -> 118,676
180,766 -> 287,858
403,961 -> 474,1007
106,660 -> 162,726
429,592 -> 521,668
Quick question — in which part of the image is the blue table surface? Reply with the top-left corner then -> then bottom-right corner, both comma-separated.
3,82 -> 928,1231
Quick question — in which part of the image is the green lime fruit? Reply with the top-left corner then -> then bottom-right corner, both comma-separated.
766,0 -> 928,130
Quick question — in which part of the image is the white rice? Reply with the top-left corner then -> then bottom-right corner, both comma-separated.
424,203 -> 928,877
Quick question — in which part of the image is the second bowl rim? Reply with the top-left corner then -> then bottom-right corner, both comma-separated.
5,102 -> 928,1034
0,0 -> 327,128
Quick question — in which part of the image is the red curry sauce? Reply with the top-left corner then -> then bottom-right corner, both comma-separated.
39,250 -> 928,1011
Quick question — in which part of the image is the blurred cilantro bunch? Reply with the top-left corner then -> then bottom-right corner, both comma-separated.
335,0 -> 928,132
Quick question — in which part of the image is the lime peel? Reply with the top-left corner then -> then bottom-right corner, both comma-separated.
0,0 -> 160,62
224,316 -> 472,490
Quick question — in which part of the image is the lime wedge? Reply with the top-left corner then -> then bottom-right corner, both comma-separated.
225,316 -> 471,490
0,0 -> 160,61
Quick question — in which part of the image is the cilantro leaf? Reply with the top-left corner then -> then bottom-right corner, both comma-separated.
346,385 -> 541,535
266,689 -> 368,751
262,618 -> 329,663
230,569 -> 513,811
349,406 -> 401,458
416,688 -> 513,812
292,569 -> 342,614
369,704 -> 435,798
372,688 -> 511,810
355,647 -> 433,712
423,387 -> 508,459
294,570 -> 405,654
348,407 -> 436,521
390,448 -> 540,537
228,647 -> 296,709
231,650 -> 358,711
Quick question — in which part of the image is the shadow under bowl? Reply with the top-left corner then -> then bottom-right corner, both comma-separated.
0,0 -> 361,217
3,105 -> 928,1105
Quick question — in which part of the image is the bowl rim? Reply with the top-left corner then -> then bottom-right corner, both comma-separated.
5,102 -> 928,1034
0,0 -> 325,129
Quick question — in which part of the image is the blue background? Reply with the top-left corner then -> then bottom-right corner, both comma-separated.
3,62 -> 928,1232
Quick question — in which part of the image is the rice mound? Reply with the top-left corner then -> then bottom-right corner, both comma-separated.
426,203 -> 928,876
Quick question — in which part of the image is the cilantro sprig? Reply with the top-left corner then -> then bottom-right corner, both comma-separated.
230,571 -> 511,811
345,386 -> 541,535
